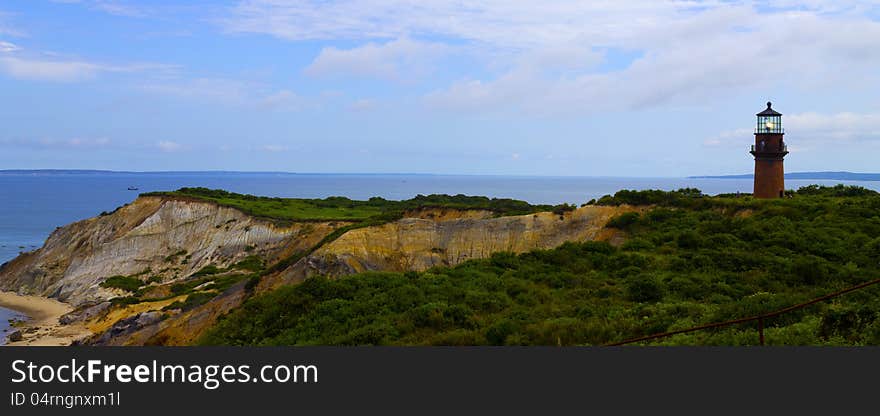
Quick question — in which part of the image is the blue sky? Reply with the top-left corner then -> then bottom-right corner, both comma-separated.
1,1 -> 879,176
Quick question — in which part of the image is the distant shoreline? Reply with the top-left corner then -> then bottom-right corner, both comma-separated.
689,171 -> 880,181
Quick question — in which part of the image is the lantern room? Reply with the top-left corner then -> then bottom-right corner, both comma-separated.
756,101 -> 782,134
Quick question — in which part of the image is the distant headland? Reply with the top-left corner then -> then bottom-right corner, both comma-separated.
690,171 -> 880,181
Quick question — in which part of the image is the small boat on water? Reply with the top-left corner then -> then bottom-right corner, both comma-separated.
127,186 -> 139,191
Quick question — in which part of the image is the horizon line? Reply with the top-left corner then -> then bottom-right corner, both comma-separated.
0,169 -> 695,179
1,169 -> 875,179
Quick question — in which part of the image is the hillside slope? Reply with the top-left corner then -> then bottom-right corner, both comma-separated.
201,186 -> 880,346
0,192 -> 634,345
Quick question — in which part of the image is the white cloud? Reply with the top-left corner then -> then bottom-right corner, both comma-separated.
0,55 -> 175,82
0,56 -> 104,81
704,128 -> 754,147
223,1 -> 880,115
224,1 -> 878,47
156,140 -> 183,152
223,1 -> 684,47
141,79 -> 305,111
0,31 -> 177,82
514,43 -> 604,75
787,112 -> 880,142
50,1 -> 148,18
304,38 -> 449,80
0,40 -> 18,53
707,111 -> 880,150
425,10 -> 880,114
91,1 -> 147,17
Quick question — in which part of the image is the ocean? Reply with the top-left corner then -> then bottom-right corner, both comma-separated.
1,171 -> 878,338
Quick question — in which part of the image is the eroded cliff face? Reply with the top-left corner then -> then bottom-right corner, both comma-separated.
261,205 -> 638,289
0,197 -> 637,346
0,196 -> 341,306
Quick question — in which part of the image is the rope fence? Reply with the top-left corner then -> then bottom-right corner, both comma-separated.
605,276 -> 880,346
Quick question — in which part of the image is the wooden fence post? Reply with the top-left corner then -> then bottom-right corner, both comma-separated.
758,318 -> 765,346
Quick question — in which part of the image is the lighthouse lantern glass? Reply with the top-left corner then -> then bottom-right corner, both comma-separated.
757,115 -> 782,134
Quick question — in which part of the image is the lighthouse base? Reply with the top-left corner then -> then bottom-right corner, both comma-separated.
753,158 -> 785,198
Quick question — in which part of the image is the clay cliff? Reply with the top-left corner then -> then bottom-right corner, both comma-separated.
262,205 -> 632,289
0,196 -> 637,345
0,196 -> 342,306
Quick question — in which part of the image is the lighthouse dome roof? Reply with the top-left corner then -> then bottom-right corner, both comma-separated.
757,101 -> 781,116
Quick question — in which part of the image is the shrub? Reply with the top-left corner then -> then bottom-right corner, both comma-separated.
234,255 -> 264,272
192,264 -> 222,277
552,203 -> 577,215
606,212 -> 640,229
485,320 -> 520,346
866,238 -> 880,259
110,296 -> 141,306
100,275 -> 144,292
676,231 -> 702,249
621,238 -> 653,251
410,302 -> 452,329
796,184 -> 877,197
490,252 -> 520,269
245,275 -> 261,291
790,256 -> 831,286
818,304 -> 878,343
597,188 -> 704,207
626,275 -> 664,303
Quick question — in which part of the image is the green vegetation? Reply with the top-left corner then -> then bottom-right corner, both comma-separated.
100,275 -> 145,292
606,212 -> 640,229
99,269 -> 154,292
233,255 -> 264,272
108,254 -> 267,309
143,187 -> 566,224
201,185 -> 880,346
170,271 -> 254,296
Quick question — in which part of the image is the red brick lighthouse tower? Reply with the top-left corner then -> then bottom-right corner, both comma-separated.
750,102 -> 788,198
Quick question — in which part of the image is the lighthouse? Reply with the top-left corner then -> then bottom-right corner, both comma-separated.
750,102 -> 788,198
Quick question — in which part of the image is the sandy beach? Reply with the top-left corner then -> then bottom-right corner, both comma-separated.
0,291 -> 91,346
